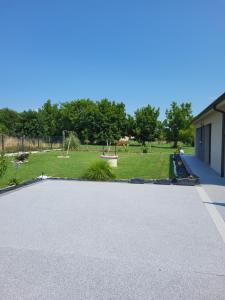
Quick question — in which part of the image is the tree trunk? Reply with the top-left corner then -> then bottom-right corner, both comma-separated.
173,140 -> 178,148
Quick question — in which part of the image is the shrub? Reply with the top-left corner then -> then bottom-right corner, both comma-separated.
0,152 -> 7,178
64,133 -> 80,151
15,152 -> 29,162
123,143 -> 129,152
84,160 -> 115,181
8,177 -> 20,186
142,145 -> 149,153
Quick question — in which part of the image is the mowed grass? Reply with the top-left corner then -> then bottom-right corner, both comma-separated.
0,144 -> 194,188
80,142 -> 194,154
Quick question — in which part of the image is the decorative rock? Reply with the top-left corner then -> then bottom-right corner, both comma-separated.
154,179 -> 171,185
130,178 -> 145,184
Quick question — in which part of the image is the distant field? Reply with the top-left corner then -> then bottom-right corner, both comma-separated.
0,143 -> 194,188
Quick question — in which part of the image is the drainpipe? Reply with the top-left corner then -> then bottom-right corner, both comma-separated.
213,105 -> 225,177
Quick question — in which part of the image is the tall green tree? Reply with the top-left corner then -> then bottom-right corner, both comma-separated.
179,124 -> 195,146
60,99 -> 98,143
0,108 -> 21,135
134,105 -> 160,145
95,99 -> 126,144
20,110 -> 44,137
125,115 -> 136,137
39,100 -> 61,137
155,120 -> 166,143
164,101 -> 193,148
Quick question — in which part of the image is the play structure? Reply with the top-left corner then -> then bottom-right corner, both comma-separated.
57,131 -> 77,159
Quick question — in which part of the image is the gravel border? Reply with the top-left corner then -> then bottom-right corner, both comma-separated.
0,177 -> 174,195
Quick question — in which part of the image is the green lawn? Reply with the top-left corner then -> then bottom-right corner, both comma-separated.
80,142 -> 194,154
0,144 -> 194,188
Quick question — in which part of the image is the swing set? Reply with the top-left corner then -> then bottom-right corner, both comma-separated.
57,130 -> 75,159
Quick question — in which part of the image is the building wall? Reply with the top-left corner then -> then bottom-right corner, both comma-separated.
195,111 -> 223,175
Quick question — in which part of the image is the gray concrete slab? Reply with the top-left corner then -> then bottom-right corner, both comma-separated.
183,155 -> 225,221
0,180 -> 225,299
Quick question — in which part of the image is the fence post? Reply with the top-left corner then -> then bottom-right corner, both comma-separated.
22,136 -> 25,152
62,131 -> 65,151
48,136 -> 52,150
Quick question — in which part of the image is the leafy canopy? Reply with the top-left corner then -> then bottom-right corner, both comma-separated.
164,102 -> 193,147
134,105 -> 160,145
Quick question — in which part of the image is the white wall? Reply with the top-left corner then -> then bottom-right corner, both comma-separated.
195,111 -> 223,175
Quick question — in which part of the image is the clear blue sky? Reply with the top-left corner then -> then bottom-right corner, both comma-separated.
0,0 -> 225,119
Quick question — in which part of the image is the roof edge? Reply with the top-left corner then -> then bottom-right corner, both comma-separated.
192,92 -> 225,124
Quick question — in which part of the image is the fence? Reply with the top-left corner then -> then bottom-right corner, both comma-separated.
0,135 -> 63,153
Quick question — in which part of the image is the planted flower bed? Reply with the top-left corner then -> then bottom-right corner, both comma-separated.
172,154 -> 199,186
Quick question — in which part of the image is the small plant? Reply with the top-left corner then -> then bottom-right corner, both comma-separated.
64,133 -> 80,151
123,142 -> 129,152
8,177 -> 20,186
84,160 -> 115,181
15,152 -> 29,162
142,145 -> 149,153
0,152 -> 7,178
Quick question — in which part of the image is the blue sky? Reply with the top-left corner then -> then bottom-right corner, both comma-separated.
0,0 -> 225,119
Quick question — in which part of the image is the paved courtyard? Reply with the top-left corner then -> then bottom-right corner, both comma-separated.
0,180 -> 225,299
183,155 -> 225,221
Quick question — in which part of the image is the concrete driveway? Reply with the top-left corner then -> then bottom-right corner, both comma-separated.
183,155 -> 225,221
0,180 -> 225,300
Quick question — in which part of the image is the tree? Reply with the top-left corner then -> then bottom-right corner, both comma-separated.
134,105 -> 160,145
164,101 -> 193,148
95,99 -> 126,144
39,100 -> 61,137
179,124 -> 195,146
60,99 -> 98,143
125,115 -> 136,137
20,110 -> 44,137
155,120 -> 166,143
0,108 -> 21,135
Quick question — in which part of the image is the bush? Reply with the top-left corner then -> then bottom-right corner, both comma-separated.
8,177 -> 20,186
142,145 -> 149,153
0,152 -> 7,178
64,133 -> 80,151
123,143 -> 129,152
84,160 -> 115,181
15,152 -> 29,162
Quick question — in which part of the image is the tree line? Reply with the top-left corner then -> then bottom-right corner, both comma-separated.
0,98 -> 194,147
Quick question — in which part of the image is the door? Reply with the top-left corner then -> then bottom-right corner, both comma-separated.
204,124 -> 211,165
196,127 -> 204,160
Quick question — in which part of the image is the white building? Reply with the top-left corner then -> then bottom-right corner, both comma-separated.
193,92 -> 225,177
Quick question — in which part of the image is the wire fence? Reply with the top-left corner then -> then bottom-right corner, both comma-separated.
0,135 -> 63,153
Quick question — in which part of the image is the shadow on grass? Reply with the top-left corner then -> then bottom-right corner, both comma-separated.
151,144 -> 173,149
169,155 -> 175,179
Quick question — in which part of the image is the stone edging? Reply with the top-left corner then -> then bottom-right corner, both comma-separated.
173,155 -> 200,186
0,177 -> 174,195
0,178 -> 43,195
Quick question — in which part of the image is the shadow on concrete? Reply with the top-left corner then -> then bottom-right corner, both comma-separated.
203,202 -> 225,208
